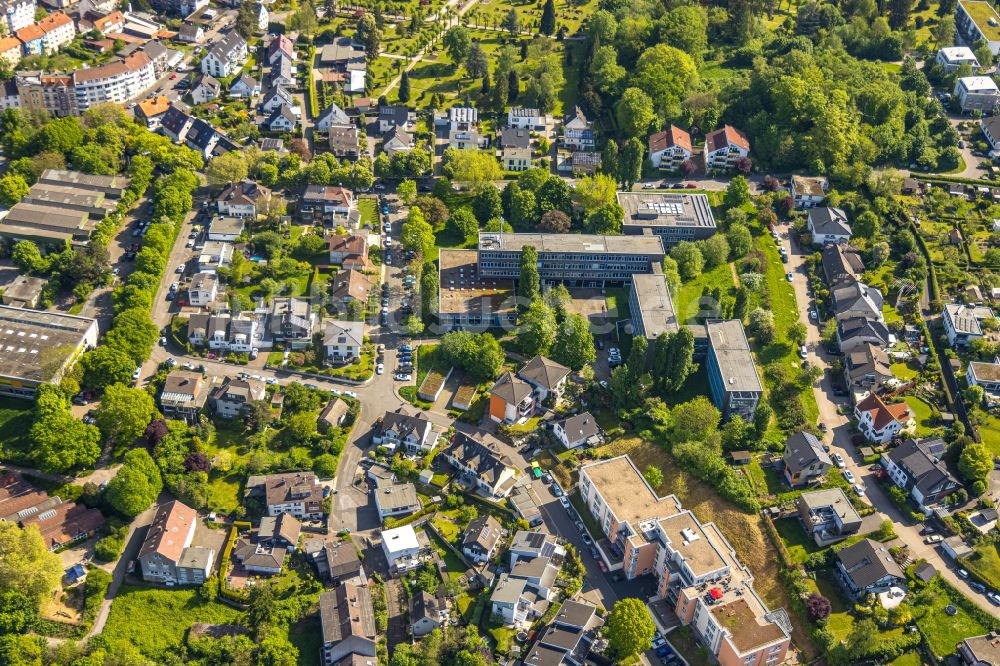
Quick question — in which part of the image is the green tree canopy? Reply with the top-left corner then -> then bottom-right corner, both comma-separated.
605,598 -> 655,660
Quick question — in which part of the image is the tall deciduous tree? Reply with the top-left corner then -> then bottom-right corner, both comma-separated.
518,301 -> 556,357
443,26 -> 471,64
518,245 -> 540,303
619,137 -> 643,189
95,383 -> 158,444
105,448 -> 162,517
616,88 -> 655,138
465,43 -> 488,79
551,313 -> 595,370
605,598 -> 655,660
0,522 -> 62,605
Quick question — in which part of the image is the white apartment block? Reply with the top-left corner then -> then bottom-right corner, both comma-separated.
73,52 -> 156,112
1,0 -> 35,33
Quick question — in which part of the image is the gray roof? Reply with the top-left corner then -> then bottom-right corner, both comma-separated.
478,231 -> 664,257
177,546 -> 213,570
821,243 -> 865,286
319,583 -> 376,645
836,538 -> 904,588
630,273 -> 678,340
553,599 -> 598,629
945,303 -> 994,336
783,431 -> 832,474
324,540 -> 363,580
409,589 -> 444,624
838,317 -> 890,346
518,355 -> 570,391
376,483 -> 420,512
491,573 -> 528,604
377,409 -> 432,441
317,102 -> 350,126
617,192 -> 717,231
887,438 -> 958,496
705,319 -> 763,393
833,282 -> 883,319
490,371 -> 533,404
510,555 -> 558,589
797,488 -> 861,526
323,319 -> 364,347
808,207 -> 851,237
500,126 -> 531,149
0,307 -> 95,384
558,412 -> 600,443
463,514 -> 503,552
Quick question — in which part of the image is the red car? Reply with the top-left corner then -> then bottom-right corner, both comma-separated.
170,74 -> 177,80
685,183 -> 697,189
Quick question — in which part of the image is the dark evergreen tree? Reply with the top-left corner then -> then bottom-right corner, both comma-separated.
540,0 -> 556,35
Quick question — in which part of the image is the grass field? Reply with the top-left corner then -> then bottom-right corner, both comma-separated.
0,398 -> 36,464
772,517 -> 823,564
674,262 -> 736,325
103,585 -> 242,660
962,542 -> 1000,590
916,582 -> 991,659
891,361 -> 919,381
904,396 -> 939,436
889,652 -> 924,666
359,199 -> 378,230
979,414 -> 1000,456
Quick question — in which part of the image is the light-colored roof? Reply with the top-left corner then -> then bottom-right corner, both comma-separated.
706,319 -> 762,393
381,525 -> 419,554
580,455 -> 679,528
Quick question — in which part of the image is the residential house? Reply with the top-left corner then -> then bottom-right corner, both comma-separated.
957,633 -> 1000,665
518,355 -> 570,405
374,481 -> 420,519
260,84 -> 293,113
191,74 -> 220,104
880,437 -> 959,511
796,488 -> 862,546
323,320 -> 364,361
835,538 -> 906,600
955,76 -> 1000,113
441,431 -> 518,499
562,106 -> 594,151
445,106 -> 478,132
211,376 -> 265,419
509,530 -> 565,568
265,104 -> 297,132
18,500 -> 105,551
821,243 -> 865,287
507,106 -> 545,130
382,125 -> 414,156
854,393 -> 912,444
410,590 -> 448,637
177,23 -> 204,43
833,282 -> 884,322
488,371 -> 534,424
188,272 -> 218,307
377,105 -> 414,133
267,34 -> 294,65
462,515 -> 503,563
312,539 -> 365,583
705,319 -> 762,420
381,525 -> 421,572
207,215 -> 245,242
318,398 -> 350,433
229,72 -> 260,98
138,500 -> 215,586
330,269 -> 372,306
135,95 -> 170,129
141,41 -> 183,78
500,126 -> 532,172
843,343 -> 893,391
0,37 -> 20,67
372,409 -> 437,454
201,32 -> 248,78
782,431 -> 832,487
552,412 -> 601,450
300,185 -> 355,226
37,13 -> 75,54
216,179 -> 269,218
648,125 -> 693,170
490,574 -> 549,626
15,24 -> 43,55
269,297 -> 315,347
704,125 -> 750,170
943,303 -> 995,347
523,600 -> 604,666
807,207 -> 851,244
937,46 -> 981,71
315,102 -> 350,131
258,512 -> 301,551
328,234 -> 368,268
160,370 -> 212,423
981,116 -> 1000,157
449,126 -> 484,151
790,175 -> 828,208
262,471 -> 324,519
328,124 -> 359,159
319,583 -> 378,666
968,357 -> 1000,403
571,151 -> 601,177
270,54 -> 295,88
509,556 -> 559,600
317,37 -> 367,92
233,537 -> 285,575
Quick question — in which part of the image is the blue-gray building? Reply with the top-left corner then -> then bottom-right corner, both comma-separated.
705,319 -> 762,420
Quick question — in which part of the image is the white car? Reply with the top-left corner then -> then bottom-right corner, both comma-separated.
832,453 -> 845,468
266,377 -> 277,385
786,272 -> 794,281
175,265 -> 185,273
376,363 -> 384,375
395,373 -> 412,381
344,391 -> 357,398
559,497 -> 570,509
186,240 -> 194,248
843,470 -> 856,484
132,367 -> 142,381
166,358 -> 176,367
330,389 -> 342,395
384,237 -> 392,247
642,182 -> 655,189
852,483 -> 865,497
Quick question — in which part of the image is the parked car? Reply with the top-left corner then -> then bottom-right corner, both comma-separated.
988,592 -> 1000,606
395,373 -> 412,381
786,272 -> 794,281
924,534 -> 943,544
132,367 -> 142,381
958,568 -> 970,579
376,363 -> 384,375
971,581 -> 987,594
843,470 -> 856,484
559,497 -> 570,509
852,484 -> 865,497
832,453 -> 845,468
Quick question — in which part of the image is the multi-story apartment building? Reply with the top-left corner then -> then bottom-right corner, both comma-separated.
201,32 -> 248,78
159,370 -> 212,423
705,319 -> 762,420
704,125 -> 750,171
1,0 -> 34,34
263,472 -> 324,519
0,37 -> 20,67
37,12 -> 74,54
319,583 -> 377,666
579,456 -> 791,666
617,192 -> 717,247
210,376 -> 265,419
17,72 -> 77,116
138,500 -> 215,586
648,125 -> 692,170
73,52 -> 155,112
477,232 -> 665,288
936,46 -> 981,71
956,0 -> 1000,56
954,76 -> 1000,113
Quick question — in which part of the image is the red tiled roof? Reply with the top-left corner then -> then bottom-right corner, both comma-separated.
94,11 -> 125,32
856,393 -> 910,430
705,124 -> 750,153
649,125 -> 692,154
0,37 -> 21,53
38,12 -> 73,33
139,500 -> 196,563
16,25 -> 44,43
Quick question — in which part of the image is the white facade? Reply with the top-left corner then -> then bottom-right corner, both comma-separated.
73,54 -> 156,112
381,526 -> 421,571
955,76 -> 1000,113
201,33 -> 248,78
507,107 -> 545,130
936,46 -> 980,71
2,0 -> 35,33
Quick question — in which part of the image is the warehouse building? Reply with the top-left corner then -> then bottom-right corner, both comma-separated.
0,306 -> 97,398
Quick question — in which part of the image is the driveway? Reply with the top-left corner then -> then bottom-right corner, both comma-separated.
783,222 -> 1000,620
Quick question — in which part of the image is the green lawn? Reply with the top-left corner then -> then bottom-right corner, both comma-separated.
205,471 -> 242,513
916,583 -> 991,659
889,652 -> 924,666
772,517 -> 823,564
0,397 -> 36,464
102,585 -> 243,660
979,414 -> 1000,456
962,542 -> 1000,590
431,515 -> 459,542
423,526 -> 468,582
674,262 -> 735,325
891,361 -> 920,382
359,199 -> 378,230
904,396 -> 939,436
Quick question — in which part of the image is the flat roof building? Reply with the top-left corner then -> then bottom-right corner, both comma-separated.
477,232 -> 664,287
35,169 -> 129,197
0,203 -> 93,248
705,319 -> 762,420
438,248 -> 516,331
616,192 -> 716,246
628,273 -> 678,341
0,306 -> 97,398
